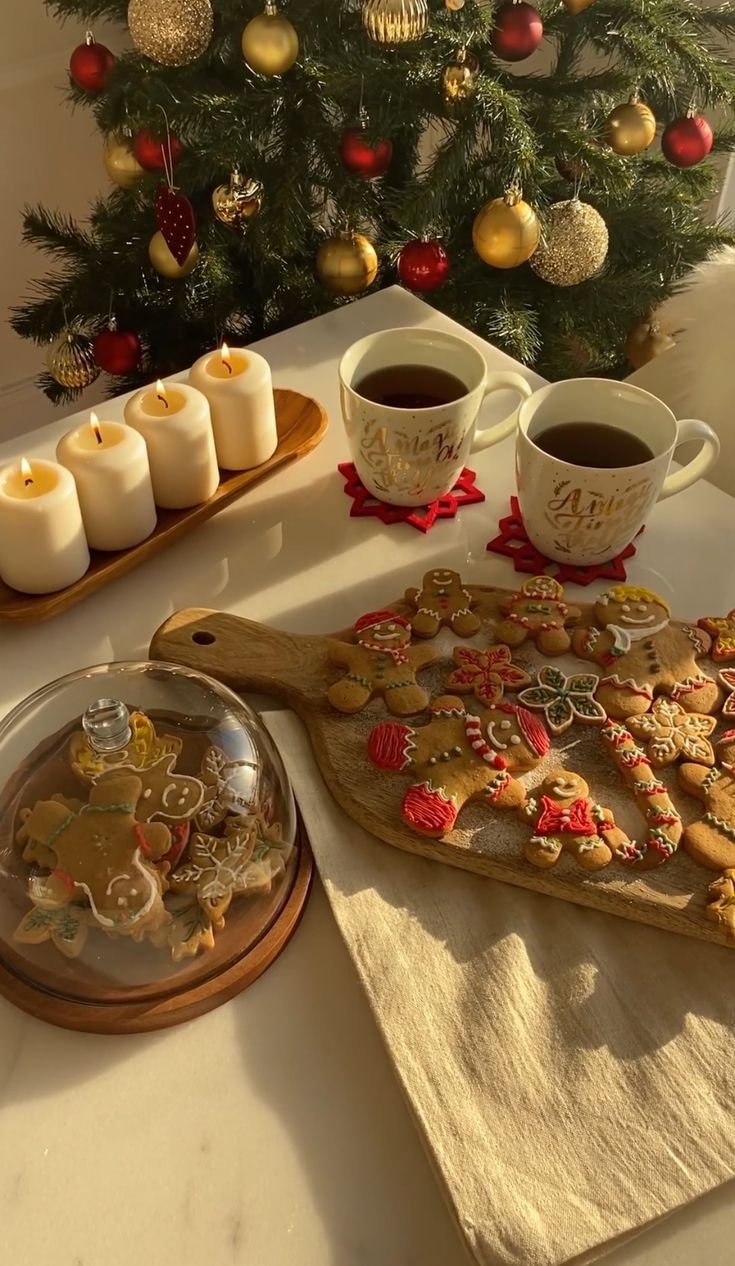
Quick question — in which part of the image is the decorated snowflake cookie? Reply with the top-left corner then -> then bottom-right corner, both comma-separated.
626,697 -> 716,768
518,665 -> 606,735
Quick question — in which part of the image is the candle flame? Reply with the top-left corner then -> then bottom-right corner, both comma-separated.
20,457 -> 33,487
156,379 -> 169,409
221,342 -> 233,376
90,411 -> 103,445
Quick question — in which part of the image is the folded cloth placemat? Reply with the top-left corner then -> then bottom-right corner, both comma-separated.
264,711 -> 735,1266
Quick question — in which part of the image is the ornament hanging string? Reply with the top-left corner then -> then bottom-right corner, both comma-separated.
157,105 -> 177,190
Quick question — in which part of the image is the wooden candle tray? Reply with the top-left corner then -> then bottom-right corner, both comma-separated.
0,390 -> 327,625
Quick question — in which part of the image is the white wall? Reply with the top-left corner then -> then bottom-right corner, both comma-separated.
1,1 -> 113,433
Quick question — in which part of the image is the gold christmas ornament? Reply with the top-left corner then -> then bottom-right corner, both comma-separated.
472,188 -> 540,270
530,198 -> 608,286
445,0 -> 465,8
441,48 -> 479,105
625,316 -> 675,369
46,331 -> 100,390
242,1 -> 299,75
212,172 -> 264,231
148,230 -> 199,278
103,136 -> 144,188
316,232 -> 378,295
128,0 -> 213,66
562,0 -> 594,12
362,0 -> 429,44
606,100 -> 656,156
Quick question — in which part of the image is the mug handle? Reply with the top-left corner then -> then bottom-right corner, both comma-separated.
658,418 -> 720,500
470,372 -> 534,453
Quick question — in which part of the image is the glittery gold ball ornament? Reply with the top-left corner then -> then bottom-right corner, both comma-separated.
212,172 -> 264,232
625,316 -> 675,369
530,198 -> 608,286
46,331 -> 100,390
606,101 -> 656,155
128,0 -> 213,66
316,232 -> 378,296
362,0 -> 429,44
441,48 -> 479,105
148,231 -> 199,278
472,188 -> 540,269
242,1 -> 299,75
103,136 -> 144,188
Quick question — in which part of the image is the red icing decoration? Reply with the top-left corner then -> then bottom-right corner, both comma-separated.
134,822 -> 153,855
402,783 -> 457,834
368,721 -> 414,770
52,867 -> 76,891
154,185 -> 196,266
499,702 -> 550,757
159,821 -> 190,870
536,796 -> 597,835
338,463 -> 484,534
354,609 -> 409,635
487,497 -> 641,586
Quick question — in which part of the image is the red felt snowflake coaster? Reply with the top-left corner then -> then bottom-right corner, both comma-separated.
338,463 -> 484,533
486,496 -> 641,586
154,185 -> 197,266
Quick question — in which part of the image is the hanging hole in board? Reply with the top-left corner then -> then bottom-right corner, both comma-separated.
192,630 -> 216,645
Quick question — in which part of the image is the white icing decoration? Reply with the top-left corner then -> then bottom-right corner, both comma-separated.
80,850 -> 156,930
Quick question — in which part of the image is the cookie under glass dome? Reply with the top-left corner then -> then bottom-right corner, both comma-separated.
0,662 -> 298,1017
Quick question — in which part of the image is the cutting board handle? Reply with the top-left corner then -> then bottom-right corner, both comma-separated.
150,608 -> 328,710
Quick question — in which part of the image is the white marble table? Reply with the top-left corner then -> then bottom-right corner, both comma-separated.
0,287 -> 733,1266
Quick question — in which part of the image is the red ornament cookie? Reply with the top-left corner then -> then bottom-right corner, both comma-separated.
494,575 -> 581,655
519,771 -> 630,871
327,610 -> 440,714
367,694 -> 550,837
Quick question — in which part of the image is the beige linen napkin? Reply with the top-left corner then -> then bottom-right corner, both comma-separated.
264,710 -> 735,1266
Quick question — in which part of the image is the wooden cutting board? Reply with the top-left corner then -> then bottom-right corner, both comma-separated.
150,588 -> 734,948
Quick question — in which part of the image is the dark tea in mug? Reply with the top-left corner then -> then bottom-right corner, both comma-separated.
533,420 -> 655,468
354,364 -> 467,410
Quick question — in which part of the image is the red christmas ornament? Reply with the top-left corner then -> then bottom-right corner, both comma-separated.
340,127 -> 393,180
398,239 -> 450,292
93,326 -> 142,375
134,129 -> 184,172
661,114 -> 713,168
154,185 -> 197,266
490,0 -> 543,61
69,32 -> 116,93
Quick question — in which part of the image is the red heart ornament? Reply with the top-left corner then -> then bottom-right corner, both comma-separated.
154,185 -> 196,266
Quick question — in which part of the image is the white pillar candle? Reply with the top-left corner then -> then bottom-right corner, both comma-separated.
189,343 -> 278,470
124,380 -> 219,509
56,414 -> 157,551
0,458 -> 90,594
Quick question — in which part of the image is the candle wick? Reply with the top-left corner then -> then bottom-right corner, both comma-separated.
24,476 -> 33,487
157,394 -> 170,409
224,361 -> 233,376
95,428 -> 103,444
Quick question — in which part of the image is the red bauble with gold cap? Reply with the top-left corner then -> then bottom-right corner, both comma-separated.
70,33 -> 116,92
490,0 -> 543,61
661,114 -> 713,167
398,239 -> 450,292
340,126 -> 393,179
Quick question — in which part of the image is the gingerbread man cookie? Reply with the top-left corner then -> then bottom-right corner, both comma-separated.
698,609 -> 735,662
445,643 -> 531,709
519,771 -> 630,871
327,610 -> 439,715
571,585 -> 719,720
97,754 -> 206,823
677,731 -> 735,870
493,575 -> 581,656
404,568 -> 481,638
367,694 -> 550,837
601,720 -> 682,866
705,869 -> 735,940
16,774 -> 171,937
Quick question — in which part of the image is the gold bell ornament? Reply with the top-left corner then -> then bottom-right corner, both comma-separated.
625,314 -> 675,369
472,187 -> 540,269
362,0 -> 429,44
127,0 -> 214,66
46,330 -> 100,390
148,230 -> 200,278
316,232 -> 378,296
242,1 -> 299,75
441,48 -> 479,106
530,198 -> 608,286
103,135 -> 144,188
606,99 -> 656,155
212,172 -> 264,231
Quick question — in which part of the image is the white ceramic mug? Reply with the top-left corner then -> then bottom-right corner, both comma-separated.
339,327 -> 532,506
516,378 -> 720,565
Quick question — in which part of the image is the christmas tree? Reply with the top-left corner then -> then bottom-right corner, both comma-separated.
11,0 -> 735,404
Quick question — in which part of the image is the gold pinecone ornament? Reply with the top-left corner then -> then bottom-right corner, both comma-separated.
316,232 -> 378,295
472,187 -> 540,269
212,172 -> 264,232
530,198 -> 608,286
606,100 -> 656,155
46,331 -> 100,390
362,0 -> 429,44
242,1 -> 299,75
128,0 -> 213,66
441,48 -> 479,106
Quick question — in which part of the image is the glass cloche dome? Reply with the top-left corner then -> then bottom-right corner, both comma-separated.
0,661 -> 300,1029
